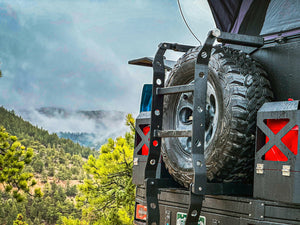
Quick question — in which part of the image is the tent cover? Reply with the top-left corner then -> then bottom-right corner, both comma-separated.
208,0 -> 300,36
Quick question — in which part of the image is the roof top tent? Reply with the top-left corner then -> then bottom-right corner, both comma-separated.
209,0 -> 300,101
209,0 -> 300,36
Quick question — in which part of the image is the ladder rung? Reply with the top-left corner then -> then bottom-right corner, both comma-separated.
154,130 -> 192,138
156,84 -> 194,95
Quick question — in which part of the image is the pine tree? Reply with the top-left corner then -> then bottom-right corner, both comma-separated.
76,114 -> 135,224
0,127 -> 42,200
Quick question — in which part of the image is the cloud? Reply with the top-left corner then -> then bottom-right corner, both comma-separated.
16,107 -> 129,148
0,0 -> 214,113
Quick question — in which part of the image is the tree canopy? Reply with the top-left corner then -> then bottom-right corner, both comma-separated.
76,114 -> 135,225
0,127 -> 41,201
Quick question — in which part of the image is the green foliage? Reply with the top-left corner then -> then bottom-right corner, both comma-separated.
0,127 -> 38,200
0,108 -> 135,225
0,108 -> 87,224
76,114 -> 135,225
59,216 -> 89,225
13,214 -> 28,225
0,182 -> 81,225
0,106 -> 98,158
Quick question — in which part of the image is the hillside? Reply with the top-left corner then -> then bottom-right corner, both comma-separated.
0,106 -> 96,224
16,107 -> 128,149
0,106 -> 96,158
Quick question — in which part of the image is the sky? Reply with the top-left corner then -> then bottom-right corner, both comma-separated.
0,0 -> 215,114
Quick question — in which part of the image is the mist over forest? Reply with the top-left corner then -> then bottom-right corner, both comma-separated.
16,107 -> 129,149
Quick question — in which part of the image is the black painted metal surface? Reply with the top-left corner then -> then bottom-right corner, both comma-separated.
251,39 -> 300,102
135,186 -> 300,225
255,101 -> 300,204
144,43 -> 195,225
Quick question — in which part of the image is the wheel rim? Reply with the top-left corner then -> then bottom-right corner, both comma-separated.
175,81 -> 219,154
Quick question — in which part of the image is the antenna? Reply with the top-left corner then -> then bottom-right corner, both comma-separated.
177,0 -> 202,45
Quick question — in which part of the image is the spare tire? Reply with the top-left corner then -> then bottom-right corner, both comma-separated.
162,46 -> 273,188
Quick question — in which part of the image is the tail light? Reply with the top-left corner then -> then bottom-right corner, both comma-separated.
136,204 -> 147,221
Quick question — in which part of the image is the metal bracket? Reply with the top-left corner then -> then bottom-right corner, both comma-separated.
186,30 -> 215,225
144,43 -> 195,180
145,43 -> 195,225
248,200 -> 265,220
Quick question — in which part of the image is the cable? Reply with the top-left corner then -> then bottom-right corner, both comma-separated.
177,0 -> 202,45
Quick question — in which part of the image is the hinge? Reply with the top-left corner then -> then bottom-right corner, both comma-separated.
282,165 -> 291,176
256,163 -> 264,174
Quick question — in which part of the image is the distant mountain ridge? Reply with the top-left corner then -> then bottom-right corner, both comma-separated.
0,106 -> 96,158
16,107 -> 129,149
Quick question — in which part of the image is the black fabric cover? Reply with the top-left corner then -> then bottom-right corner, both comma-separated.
208,0 -> 242,32
207,0 -> 300,35
208,0 -> 268,35
238,0 -> 270,35
260,0 -> 300,35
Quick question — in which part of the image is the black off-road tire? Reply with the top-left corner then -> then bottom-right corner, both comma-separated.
162,46 -> 273,188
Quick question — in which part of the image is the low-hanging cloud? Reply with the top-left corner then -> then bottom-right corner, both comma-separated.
16,107 -> 129,148
0,0 -> 214,114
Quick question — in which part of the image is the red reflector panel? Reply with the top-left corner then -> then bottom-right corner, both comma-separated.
141,144 -> 149,155
264,119 -> 298,161
136,204 -> 147,221
143,126 -> 150,136
282,125 -> 298,155
141,126 -> 150,155
137,126 -> 150,155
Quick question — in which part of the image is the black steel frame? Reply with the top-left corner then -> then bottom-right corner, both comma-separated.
143,29 -> 264,225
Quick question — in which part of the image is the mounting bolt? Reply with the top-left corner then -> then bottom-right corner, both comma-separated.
150,203 -> 156,209
196,161 -> 202,167
163,43 -> 167,48
201,51 -> 207,58
150,181 -> 155,185
199,72 -> 205,78
199,187 -> 202,191
261,203 -> 264,206
156,78 -> 162,85
191,210 -> 198,217
150,159 -> 156,165
249,214 -> 252,217
260,215 -> 264,219
249,202 -> 252,205
212,28 -> 221,37
197,106 -> 203,113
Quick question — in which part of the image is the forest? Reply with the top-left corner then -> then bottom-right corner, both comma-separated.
0,107 -> 135,225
